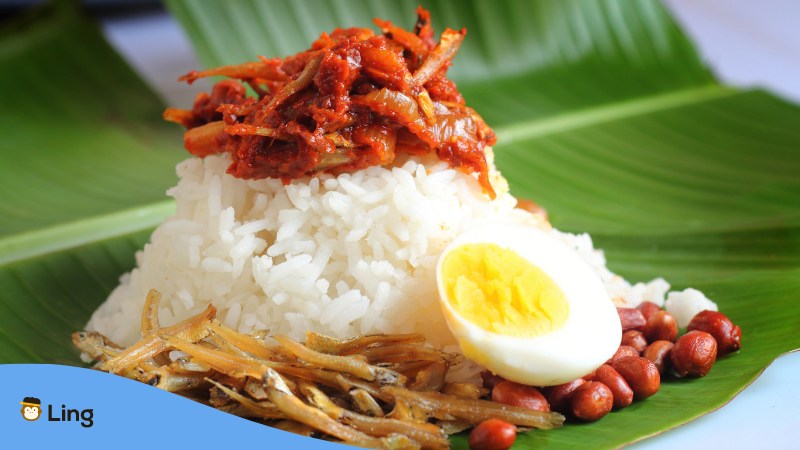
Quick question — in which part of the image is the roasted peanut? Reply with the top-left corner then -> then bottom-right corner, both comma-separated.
606,345 -> 640,365
469,419 -> 517,450
611,356 -> 660,399
671,330 -> 717,377
542,378 -> 586,413
570,381 -> 613,421
637,301 -> 661,320
643,340 -> 674,374
590,364 -> 634,409
687,310 -> 742,355
616,307 -> 646,331
492,380 -> 550,412
643,310 -> 678,342
621,330 -> 648,354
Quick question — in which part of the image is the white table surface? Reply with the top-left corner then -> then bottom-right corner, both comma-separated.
99,2 -> 799,448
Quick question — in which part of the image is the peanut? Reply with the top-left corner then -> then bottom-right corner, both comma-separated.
642,340 -> 674,374
606,345 -> 640,365
542,379 -> 586,413
590,364 -> 634,409
637,301 -> 661,320
616,307 -> 646,331
687,310 -> 741,355
570,381 -> 614,421
621,330 -> 648,354
611,356 -> 660,399
492,380 -> 550,412
469,419 -> 517,450
643,310 -> 678,342
671,330 -> 717,377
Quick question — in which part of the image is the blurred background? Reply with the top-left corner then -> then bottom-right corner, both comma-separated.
114,0 -> 800,109
2,0 -> 797,106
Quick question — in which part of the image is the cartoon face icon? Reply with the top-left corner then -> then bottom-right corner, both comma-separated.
20,397 -> 41,421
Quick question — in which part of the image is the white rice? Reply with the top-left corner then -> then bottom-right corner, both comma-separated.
665,288 -> 719,327
87,152 -> 715,347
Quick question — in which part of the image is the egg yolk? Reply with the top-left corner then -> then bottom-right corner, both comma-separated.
441,243 -> 569,337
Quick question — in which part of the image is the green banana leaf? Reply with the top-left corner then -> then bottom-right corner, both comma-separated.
0,3 -> 186,364
1,0 -> 799,448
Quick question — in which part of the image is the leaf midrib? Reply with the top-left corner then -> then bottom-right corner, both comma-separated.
0,200 -> 175,266
492,84 -> 738,144
0,84 -> 740,267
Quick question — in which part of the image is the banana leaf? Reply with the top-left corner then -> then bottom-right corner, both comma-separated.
1,0 -> 799,448
0,3 -> 185,364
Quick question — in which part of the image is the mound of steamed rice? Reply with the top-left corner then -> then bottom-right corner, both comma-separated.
87,152 -> 716,347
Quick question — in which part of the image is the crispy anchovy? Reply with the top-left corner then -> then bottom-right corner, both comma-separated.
383,386 -> 565,429
72,331 -> 122,361
182,121 -> 227,157
275,335 -> 407,386
179,59 -> 287,84
416,89 -> 437,125
162,107 -> 195,127
349,388 -> 384,417
160,303 -> 216,341
264,54 -> 322,112
244,378 -> 269,400
223,124 -> 284,139
341,374 -> 395,403
207,321 -> 276,360
408,360 -> 448,392
169,357 -> 211,374
360,343 -> 451,364
279,368 -> 392,403
262,368 -> 382,445
391,360 -> 439,379
141,289 -> 161,336
165,337 -> 267,380
441,382 -> 485,400
304,332 -> 425,355
386,397 -> 430,423
140,289 -> 172,366
373,17 -> 430,60
99,304 -> 215,374
207,379 -> 287,420
271,365 -> 351,391
411,28 -> 465,86
145,368 -> 209,393
302,383 -> 448,449
98,335 -> 164,374
76,288 -> 571,446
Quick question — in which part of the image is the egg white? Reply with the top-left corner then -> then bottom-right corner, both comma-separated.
436,223 -> 621,386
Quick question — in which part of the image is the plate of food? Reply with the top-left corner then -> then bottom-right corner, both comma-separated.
1,1 -> 798,449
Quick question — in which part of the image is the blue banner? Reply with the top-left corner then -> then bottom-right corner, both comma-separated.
2,364 -> 345,449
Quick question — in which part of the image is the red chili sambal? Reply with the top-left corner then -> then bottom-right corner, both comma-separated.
164,7 -> 497,197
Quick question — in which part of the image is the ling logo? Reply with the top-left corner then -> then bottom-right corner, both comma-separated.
19,396 -> 94,427
20,397 -> 42,421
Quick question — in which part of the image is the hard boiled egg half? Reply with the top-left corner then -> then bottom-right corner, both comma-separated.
436,224 -> 621,386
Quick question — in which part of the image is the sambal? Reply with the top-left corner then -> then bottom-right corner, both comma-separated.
164,7 -> 497,198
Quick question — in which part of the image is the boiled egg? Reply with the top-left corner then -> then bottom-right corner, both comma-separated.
436,223 -> 621,386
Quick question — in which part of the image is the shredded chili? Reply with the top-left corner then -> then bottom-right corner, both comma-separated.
164,7 -> 497,198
